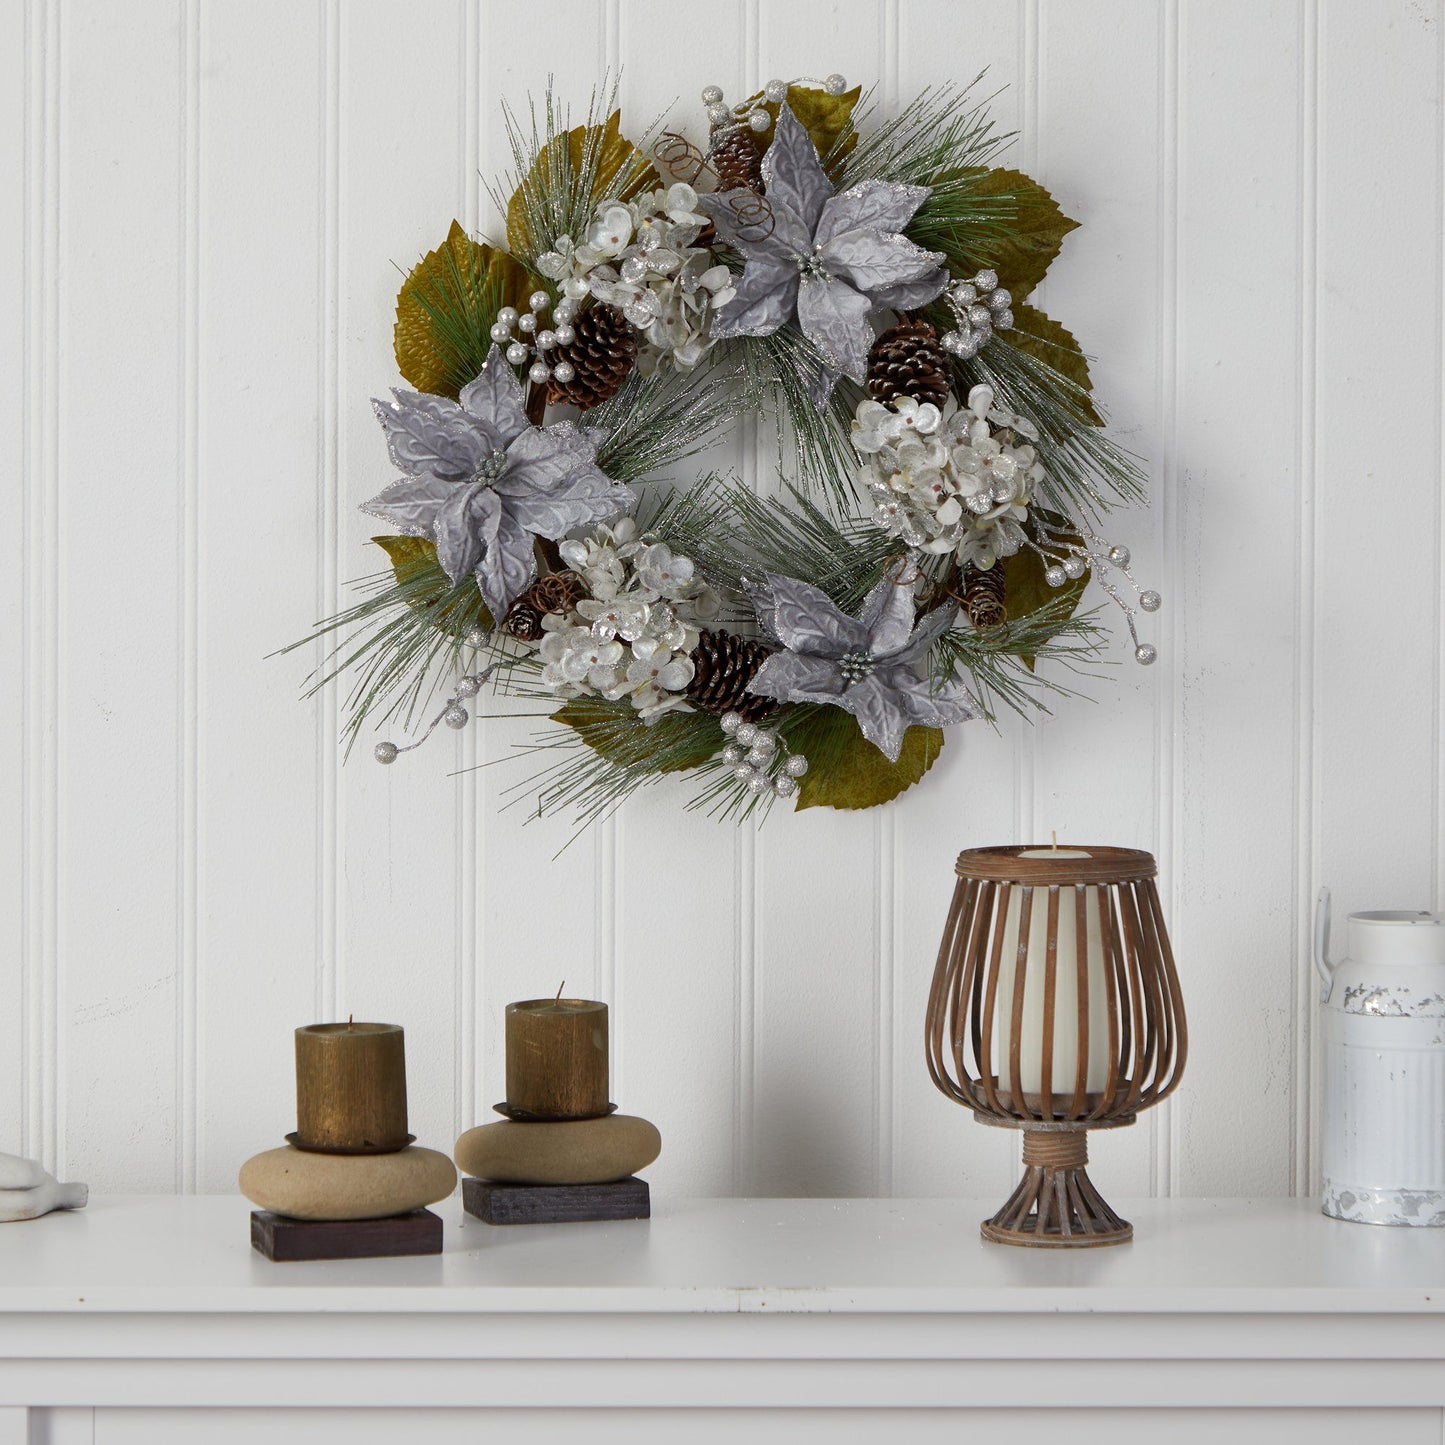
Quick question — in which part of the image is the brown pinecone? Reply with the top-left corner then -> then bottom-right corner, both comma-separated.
503,569 -> 587,642
686,629 -> 777,724
546,304 -> 639,410
709,126 -> 763,194
962,562 -> 1007,630
866,319 -> 951,409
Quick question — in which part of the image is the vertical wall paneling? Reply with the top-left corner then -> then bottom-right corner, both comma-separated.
746,0 -> 895,1198
334,0 -> 469,1166
889,0 -> 1026,1204
611,0 -> 752,1199
1312,0 -> 1444,1182
191,1 -> 328,1189
1024,0 -> 1168,1200
7,0 -> 1445,1200
470,0 -> 612,1155
3,0 -> 30,1160
1169,0 -> 1305,1196
1294,0 -> 1320,1200
56,0 -> 185,1188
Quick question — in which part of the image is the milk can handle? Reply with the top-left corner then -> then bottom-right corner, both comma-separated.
1314,887 -> 1340,999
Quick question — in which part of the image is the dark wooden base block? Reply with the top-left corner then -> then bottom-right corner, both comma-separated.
250,1208 -> 442,1261
463,1175 -> 650,1225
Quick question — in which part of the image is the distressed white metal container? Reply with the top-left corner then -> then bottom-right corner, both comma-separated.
1316,889 -> 1445,1226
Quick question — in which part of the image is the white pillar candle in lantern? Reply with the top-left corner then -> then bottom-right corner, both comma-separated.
993,847 -> 1111,1097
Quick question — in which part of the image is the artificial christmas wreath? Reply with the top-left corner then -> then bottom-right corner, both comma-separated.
294,74 -> 1158,828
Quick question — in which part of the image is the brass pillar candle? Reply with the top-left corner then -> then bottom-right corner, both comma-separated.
504,999 -> 609,1120
293,1022 -> 412,1153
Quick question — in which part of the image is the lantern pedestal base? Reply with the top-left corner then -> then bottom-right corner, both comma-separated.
981,1127 -> 1132,1248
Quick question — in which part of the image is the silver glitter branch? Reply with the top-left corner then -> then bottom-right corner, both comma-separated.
373,653 -> 504,765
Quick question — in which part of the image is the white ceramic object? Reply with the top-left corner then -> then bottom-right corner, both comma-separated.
1316,888 -> 1445,1226
0,1152 -> 88,1221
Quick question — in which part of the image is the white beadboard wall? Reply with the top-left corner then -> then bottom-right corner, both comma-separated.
4,0 -> 1442,1200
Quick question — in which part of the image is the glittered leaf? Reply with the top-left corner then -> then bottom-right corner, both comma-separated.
788,706 -> 943,811
394,222 -> 533,399
751,84 -> 862,179
1000,507 -> 1088,668
552,697 -> 718,775
506,112 -> 657,262
968,168 -> 1078,302
372,534 -> 493,634
1002,304 -> 1102,427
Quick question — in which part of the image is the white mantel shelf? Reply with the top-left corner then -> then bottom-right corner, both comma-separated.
2,1195 -> 1445,1439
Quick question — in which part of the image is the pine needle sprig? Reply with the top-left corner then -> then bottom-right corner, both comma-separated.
590,356 -> 745,485
838,78 -> 1011,190
965,340 -> 1146,517
395,235 -> 511,399
486,78 -> 666,272
931,601 -> 1110,724
724,328 -> 864,508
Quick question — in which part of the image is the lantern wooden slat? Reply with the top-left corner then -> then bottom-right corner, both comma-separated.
925,845 -> 1187,1248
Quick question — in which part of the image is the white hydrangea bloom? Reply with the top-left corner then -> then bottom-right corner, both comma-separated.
534,519 -> 721,721
853,384 -> 1044,573
539,185 -> 736,375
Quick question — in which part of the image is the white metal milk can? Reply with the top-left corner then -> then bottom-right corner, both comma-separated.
1315,888 -> 1445,1225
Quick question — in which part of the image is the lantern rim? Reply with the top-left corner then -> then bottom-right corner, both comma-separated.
954,844 -> 1157,884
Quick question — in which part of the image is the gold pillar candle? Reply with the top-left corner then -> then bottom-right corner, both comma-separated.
505,999 -> 609,1120
293,1022 -> 411,1153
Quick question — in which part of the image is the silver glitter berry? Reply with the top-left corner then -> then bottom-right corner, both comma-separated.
506,342 -> 528,365
707,102 -> 731,126
749,730 -> 777,758
722,744 -> 746,766
1109,544 -> 1131,567
764,79 -> 788,103
490,321 -> 511,343
773,774 -> 798,798
528,290 -> 549,311
1139,590 -> 1162,613
1135,643 -> 1158,666
748,110 -> 770,132
701,84 -> 724,105
731,762 -> 754,782
1045,565 -> 1067,588
444,705 -> 469,729
528,360 -> 550,385
783,754 -> 809,778
974,269 -> 998,291
746,771 -> 771,795
735,722 -> 759,746
720,711 -> 743,734
553,360 -> 576,384
456,676 -> 482,698
823,73 -> 847,95
1063,555 -> 1087,580
746,746 -> 772,768
373,741 -> 399,765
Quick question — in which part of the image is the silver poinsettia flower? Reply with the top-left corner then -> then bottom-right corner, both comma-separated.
746,574 -> 975,763
363,345 -> 635,620
699,104 -> 948,385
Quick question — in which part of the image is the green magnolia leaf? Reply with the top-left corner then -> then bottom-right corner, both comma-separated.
969,168 -> 1078,302
1002,304 -> 1102,427
552,698 -> 719,775
750,84 -> 862,178
788,707 -> 943,811
372,535 -> 492,634
394,221 -> 534,399
998,507 -> 1088,668
506,112 -> 657,260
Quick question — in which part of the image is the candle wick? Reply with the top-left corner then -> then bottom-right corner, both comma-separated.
1051,830 -> 1058,851
555,980 -> 565,1002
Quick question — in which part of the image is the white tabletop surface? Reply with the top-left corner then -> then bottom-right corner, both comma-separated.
0,1195 -> 1441,1316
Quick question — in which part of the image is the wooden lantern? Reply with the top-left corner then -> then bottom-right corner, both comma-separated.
925,845 -> 1187,1247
